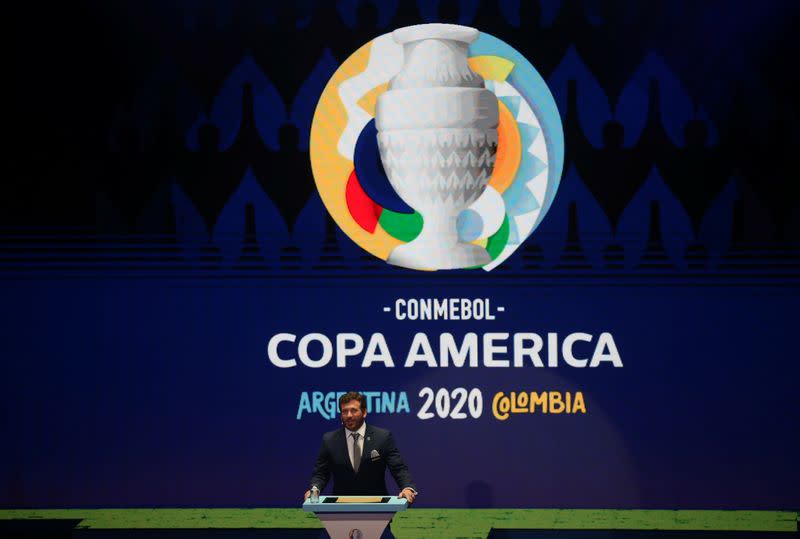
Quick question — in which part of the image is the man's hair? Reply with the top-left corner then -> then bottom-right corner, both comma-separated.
339,391 -> 367,412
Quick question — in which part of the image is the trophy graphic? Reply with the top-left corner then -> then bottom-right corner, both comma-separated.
376,24 -> 499,270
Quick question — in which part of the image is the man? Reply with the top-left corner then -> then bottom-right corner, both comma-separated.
304,391 -> 417,506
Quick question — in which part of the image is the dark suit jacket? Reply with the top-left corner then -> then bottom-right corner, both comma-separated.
309,424 -> 416,495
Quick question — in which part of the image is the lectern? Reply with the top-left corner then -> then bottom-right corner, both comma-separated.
303,495 -> 408,539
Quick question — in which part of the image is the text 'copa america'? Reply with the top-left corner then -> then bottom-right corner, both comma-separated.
267,332 -> 622,368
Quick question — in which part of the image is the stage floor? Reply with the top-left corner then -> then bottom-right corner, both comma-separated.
1,509 -> 797,538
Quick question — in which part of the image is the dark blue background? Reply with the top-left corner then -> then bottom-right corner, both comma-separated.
2,279 -> 798,508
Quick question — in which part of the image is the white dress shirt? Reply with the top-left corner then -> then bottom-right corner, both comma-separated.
345,422 -> 367,469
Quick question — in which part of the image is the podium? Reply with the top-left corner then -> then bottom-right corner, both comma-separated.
303,495 -> 408,539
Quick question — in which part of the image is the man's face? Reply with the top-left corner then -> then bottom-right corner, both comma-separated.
340,399 -> 366,431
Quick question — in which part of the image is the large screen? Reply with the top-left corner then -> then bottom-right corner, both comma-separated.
3,0 -> 798,511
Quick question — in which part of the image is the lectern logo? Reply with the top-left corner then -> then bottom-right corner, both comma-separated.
310,24 -> 564,271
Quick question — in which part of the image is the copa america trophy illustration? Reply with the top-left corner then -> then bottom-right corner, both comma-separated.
376,24 -> 499,270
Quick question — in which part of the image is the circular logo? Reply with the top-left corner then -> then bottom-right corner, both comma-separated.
310,26 -> 563,271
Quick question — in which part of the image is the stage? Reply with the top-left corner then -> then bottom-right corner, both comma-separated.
1,509 -> 797,538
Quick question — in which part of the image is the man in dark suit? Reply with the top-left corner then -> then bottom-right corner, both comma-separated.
304,392 -> 417,538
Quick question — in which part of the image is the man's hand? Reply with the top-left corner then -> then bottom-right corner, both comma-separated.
304,490 -> 310,501
398,487 -> 416,505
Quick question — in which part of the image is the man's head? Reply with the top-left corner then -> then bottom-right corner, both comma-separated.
339,391 -> 367,431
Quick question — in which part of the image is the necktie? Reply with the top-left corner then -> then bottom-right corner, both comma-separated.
352,432 -> 361,473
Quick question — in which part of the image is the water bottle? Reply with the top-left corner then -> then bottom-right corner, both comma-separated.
310,485 -> 319,503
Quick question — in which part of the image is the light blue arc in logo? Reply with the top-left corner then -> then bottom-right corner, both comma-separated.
470,32 -> 565,229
